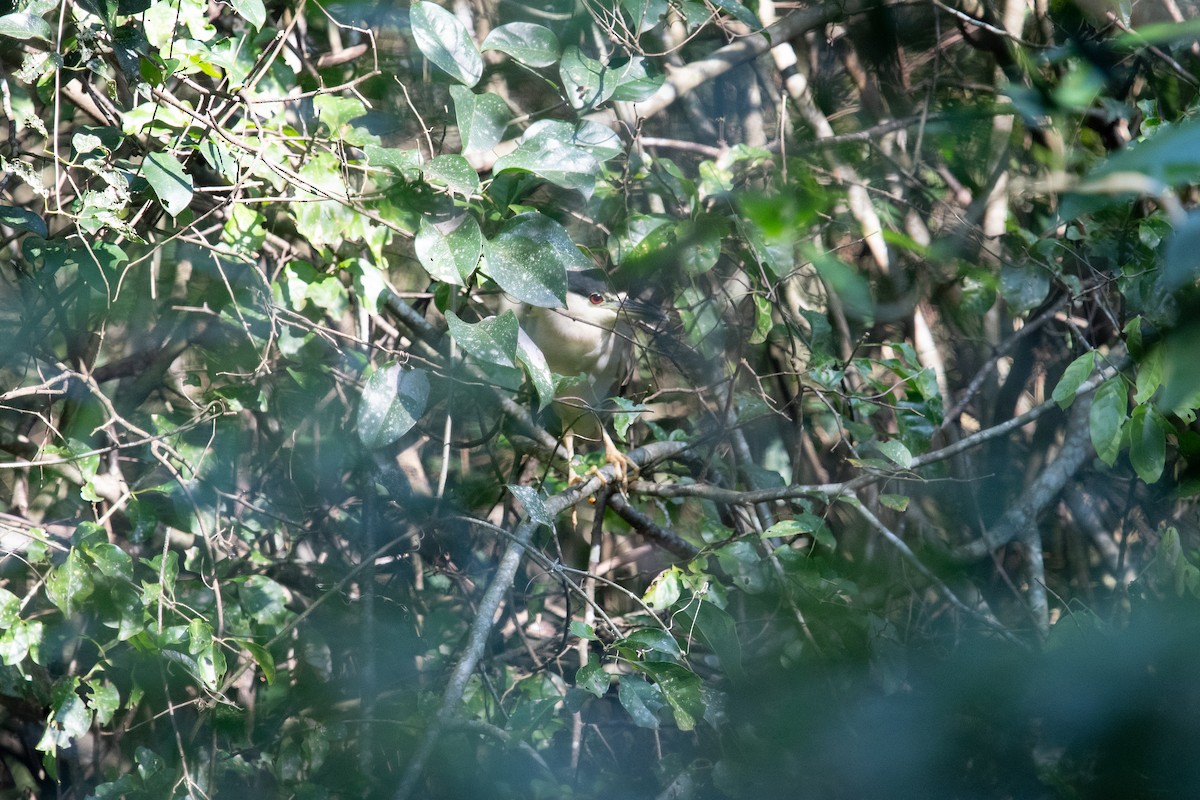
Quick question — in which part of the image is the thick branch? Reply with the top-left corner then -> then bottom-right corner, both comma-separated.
954,389 -> 1096,563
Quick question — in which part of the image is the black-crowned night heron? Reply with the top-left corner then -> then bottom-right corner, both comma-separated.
519,271 -> 660,484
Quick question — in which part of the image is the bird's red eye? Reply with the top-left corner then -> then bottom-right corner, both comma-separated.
588,292 -> 604,305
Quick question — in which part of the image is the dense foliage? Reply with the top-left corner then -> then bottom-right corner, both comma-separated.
3,0 -> 1200,796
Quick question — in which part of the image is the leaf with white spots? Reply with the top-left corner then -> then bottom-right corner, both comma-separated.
445,310 -> 518,367
357,364 -> 430,449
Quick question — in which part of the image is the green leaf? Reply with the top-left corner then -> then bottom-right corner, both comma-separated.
560,47 -> 614,110
414,214 -> 482,284
879,494 -> 910,512
680,603 -> 744,678
84,542 -> 133,581
239,640 -> 276,685
508,484 -> 554,528
617,675 -> 662,728
482,22 -> 560,67
188,618 -> 214,656
639,662 -> 704,731
1135,346 -> 1163,405
876,439 -> 913,469
763,514 -> 831,544
707,0 -> 761,28
239,575 -> 290,627
0,12 -> 52,41
357,364 -> 430,449
87,681 -> 120,726
1160,326 -> 1200,415
422,154 -> 480,196
0,205 -> 48,237
608,57 -> 663,102
410,0 -> 483,86
142,151 -> 193,217
446,310 -> 518,367
313,94 -> 370,138
46,550 -> 95,616
0,620 -> 42,665
364,144 -> 423,180
494,128 -> 599,198
619,628 -> 681,657
38,679 -> 92,752
576,660 -> 608,697
0,587 -> 19,628
222,204 -> 265,260
136,746 -> 165,779
1089,378 -> 1128,466
572,119 -> 624,161
450,86 -> 510,154
483,212 -> 583,307
810,249 -> 871,317
999,264 -> 1050,312
74,241 -> 128,298
610,397 -> 647,441
1053,352 -> 1096,409
621,0 -> 670,33
515,326 -> 556,409
230,0 -> 265,28
569,620 -> 599,640
643,567 -> 682,610
1129,404 -> 1168,483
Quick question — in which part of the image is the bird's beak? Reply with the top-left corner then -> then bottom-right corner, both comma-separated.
616,294 -> 666,325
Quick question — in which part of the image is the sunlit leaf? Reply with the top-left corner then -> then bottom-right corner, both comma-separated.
0,12 -> 52,41
643,567 -> 682,610
508,484 -> 554,528
46,550 -> 95,616
576,660 -> 608,697
87,681 -> 120,726
494,128 -> 598,198
239,640 -> 276,685
482,22 -> 559,68
570,621 -> 599,640
560,46 -> 614,110
639,661 -> 704,730
876,439 -> 913,469
483,212 -> 583,307
446,310 -> 518,367
618,675 -> 662,728
707,0 -> 761,28
357,364 -> 430,449
1134,346 -> 1163,405
450,86 -> 510,154
84,542 -> 133,581
414,214 -> 482,284
410,0 -> 483,86
516,326 -> 555,409
142,151 -> 193,217
422,154 -> 480,196
230,0 -> 264,28
1053,351 -> 1096,409
608,56 -> 663,102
